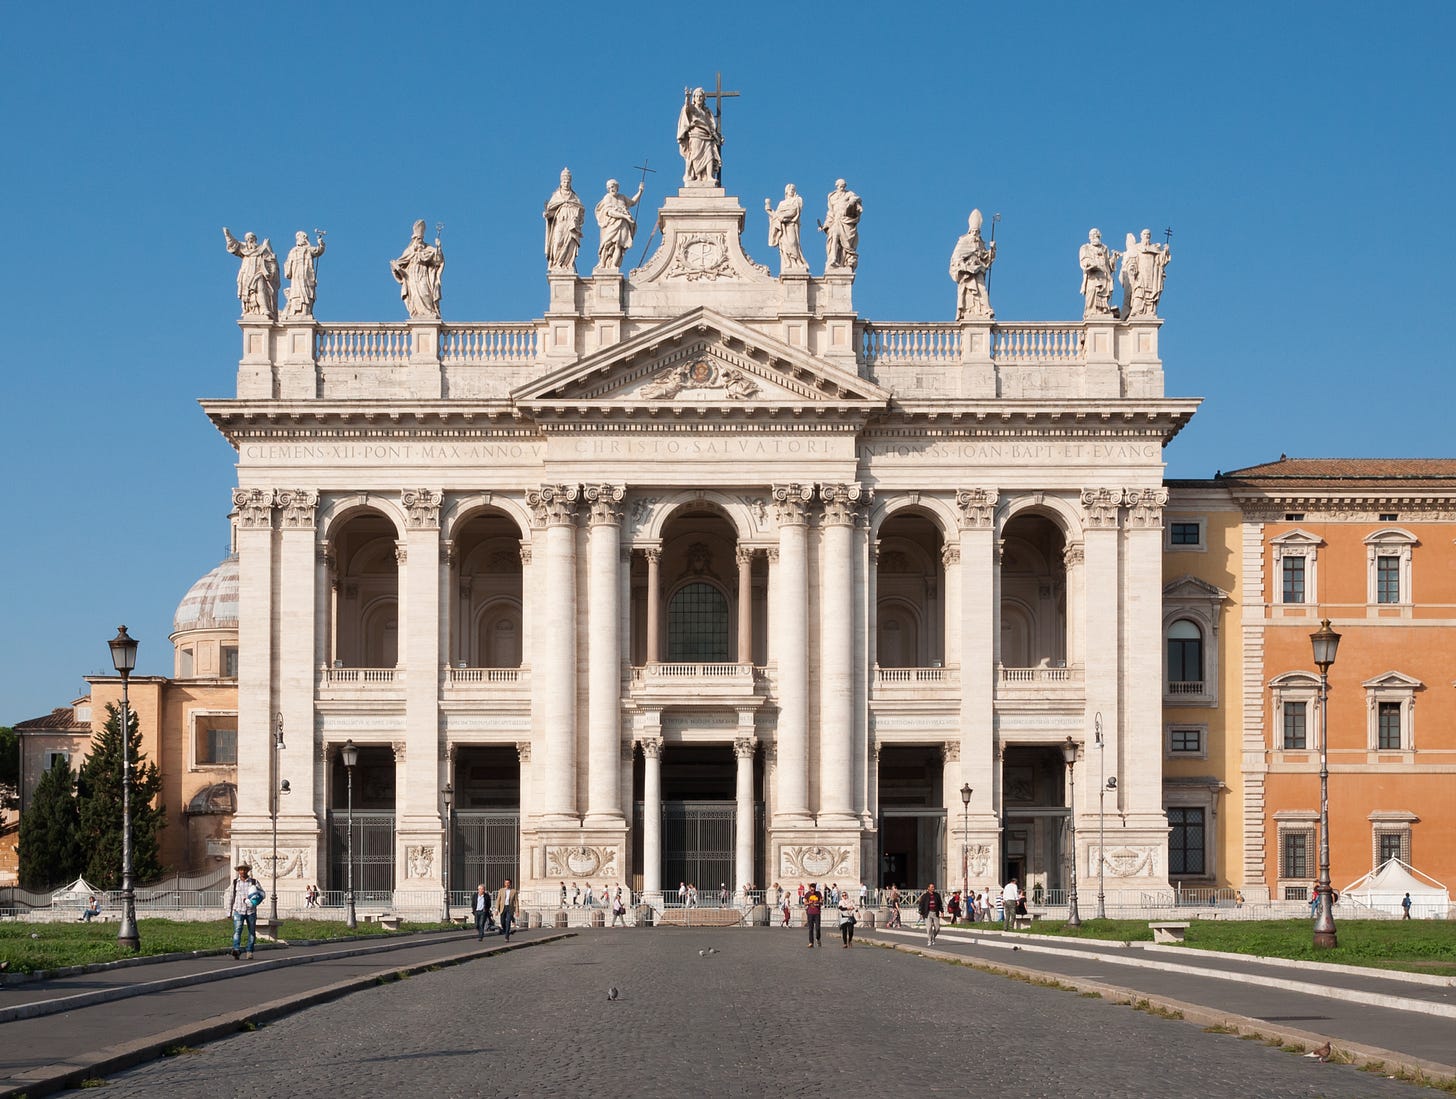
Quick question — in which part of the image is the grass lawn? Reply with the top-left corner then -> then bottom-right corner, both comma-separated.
1011,917 -> 1456,977
0,918 -> 454,975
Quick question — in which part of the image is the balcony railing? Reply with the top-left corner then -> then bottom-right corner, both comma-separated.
874,665 -> 958,686
859,321 -> 1088,367
998,665 -> 1080,685
318,666 -> 403,686
1167,680 -> 1205,695
444,666 -> 528,685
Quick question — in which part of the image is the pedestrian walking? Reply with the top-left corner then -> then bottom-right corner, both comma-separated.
804,882 -> 824,948
1002,878 -> 1020,927
886,884 -> 902,929
918,882 -> 944,945
781,892 -> 792,926
472,883 -> 493,939
838,893 -> 857,948
611,888 -> 628,926
584,883 -> 594,909
1402,892 -> 1413,919
560,881 -> 568,908
496,878 -> 518,941
226,863 -> 263,960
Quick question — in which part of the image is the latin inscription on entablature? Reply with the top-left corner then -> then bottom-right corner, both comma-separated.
316,713 -> 406,732
442,714 -> 532,732
558,435 -> 856,462
863,440 -> 1160,464
241,441 -> 546,466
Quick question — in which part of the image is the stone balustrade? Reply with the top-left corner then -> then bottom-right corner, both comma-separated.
990,323 -> 1085,364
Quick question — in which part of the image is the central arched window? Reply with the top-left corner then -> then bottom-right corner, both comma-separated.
1166,619 -> 1203,688
667,581 -> 730,662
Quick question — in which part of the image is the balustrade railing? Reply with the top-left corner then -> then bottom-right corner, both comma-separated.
315,324 -> 413,365
998,664 -> 1081,684
860,321 -> 1089,367
859,322 -> 961,365
636,662 -> 755,680
439,323 -> 539,364
1168,680 -> 1205,695
874,665 -> 955,685
318,666 -> 403,686
991,323 -> 1085,364
444,666 -> 530,686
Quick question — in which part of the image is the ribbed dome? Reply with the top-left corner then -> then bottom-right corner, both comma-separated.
171,554 -> 240,636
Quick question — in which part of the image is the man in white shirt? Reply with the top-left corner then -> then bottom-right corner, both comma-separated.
1002,878 -> 1021,927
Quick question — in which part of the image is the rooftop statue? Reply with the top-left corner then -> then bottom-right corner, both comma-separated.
595,178 -> 645,271
222,228 -> 279,321
819,179 -> 862,271
1078,228 -> 1117,319
950,209 -> 996,320
765,184 -> 807,274
1121,228 -> 1171,318
677,87 -> 722,186
544,168 -> 585,272
391,220 -> 444,320
283,230 -> 327,319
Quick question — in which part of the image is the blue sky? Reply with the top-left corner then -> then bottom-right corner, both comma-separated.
2,2 -> 1453,724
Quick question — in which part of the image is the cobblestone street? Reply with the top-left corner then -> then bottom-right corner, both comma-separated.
88,929 -> 1425,1098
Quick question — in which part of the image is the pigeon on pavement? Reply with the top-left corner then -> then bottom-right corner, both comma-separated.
607,986 -> 620,1001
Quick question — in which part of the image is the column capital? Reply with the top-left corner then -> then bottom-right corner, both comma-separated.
519,543 -> 533,565
764,546 -> 780,564
391,739 -> 406,762
954,488 -> 999,530
583,483 -> 626,526
1123,487 -> 1170,529
941,544 -> 961,567
402,488 -> 443,529
516,740 -> 532,763
942,740 -> 961,763
819,482 -> 871,526
274,489 -> 319,530
643,546 -> 662,565
733,736 -> 758,759
1080,487 -> 1123,529
527,484 -> 581,527
233,487 -> 274,529
735,546 -> 756,568
639,736 -> 663,759
394,541 -> 408,565
1063,541 -> 1085,567
771,483 -> 815,525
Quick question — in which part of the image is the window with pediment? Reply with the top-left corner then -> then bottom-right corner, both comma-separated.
1364,528 -> 1416,606
1270,529 -> 1323,607
1269,671 -> 1321,753
1362,671 -> 1421,751
1163,576 -> 1228,706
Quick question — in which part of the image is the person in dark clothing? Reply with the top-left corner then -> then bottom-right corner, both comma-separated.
804,883 -> 824,948
472,883 -> 494,939
917,882 -> 945,946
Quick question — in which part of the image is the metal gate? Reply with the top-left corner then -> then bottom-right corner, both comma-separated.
663,801 -> 735,894
451,811 -> 519,891
327,812 -> 396,898
876,809 -> 946,890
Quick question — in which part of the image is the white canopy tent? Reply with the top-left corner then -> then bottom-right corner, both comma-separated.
1341,858 -> 1451,918
51,875 -> 103,902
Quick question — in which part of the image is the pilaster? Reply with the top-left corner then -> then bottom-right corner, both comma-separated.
232,488 -> 275,843
275,489 -> 319,836
583,483 -> 626,827
400,489 -> 445,887
955,488 -> 999,875
770,483 -> 814,824
528,484 -> 581,823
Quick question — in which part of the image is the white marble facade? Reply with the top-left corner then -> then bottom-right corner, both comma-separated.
211,167 -> 1194,902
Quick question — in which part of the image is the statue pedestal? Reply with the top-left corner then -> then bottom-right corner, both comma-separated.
587,270 -> 625,350
278,319 -> 318,400
237,318 -> 276,399
959,320 -> 995,397
407,321 -> 442,399
543,273 -> 581,362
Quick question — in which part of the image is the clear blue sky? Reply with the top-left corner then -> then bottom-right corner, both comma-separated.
3,2 -> 1452,724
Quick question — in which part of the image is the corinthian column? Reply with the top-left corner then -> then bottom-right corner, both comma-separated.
736,547 -> 754,665
528,484 -> 581,822
734,736 -> 757,890
401,490 -> 443,836
818,483 -> 866,823
771,484 -> 814,823
584,484 -> 625,825
641,737 -> 662,894
645,548 -> 661,663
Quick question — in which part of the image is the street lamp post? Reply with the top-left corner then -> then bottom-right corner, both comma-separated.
1094,712 -> 1106,921
441,783 -> 454,924
107,626 -> 140,951
960,783 -> 972,924
341,739 -> 358,930
270,714 -> 286,926
1061,736 -> 1082,928
1310,618 -> 1342,949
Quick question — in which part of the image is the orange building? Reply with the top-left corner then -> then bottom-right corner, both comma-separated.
1220,459 -> 1456,904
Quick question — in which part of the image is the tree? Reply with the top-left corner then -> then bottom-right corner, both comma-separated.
77,703 -> 166,888
0,725 -> 17,811
18,755 -> 83,889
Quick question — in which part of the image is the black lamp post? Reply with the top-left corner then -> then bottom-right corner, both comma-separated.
107,626 -> 140,951
960,783 -> 972,923
1310,618 -> 1342,949
1094,712 -> 1107,921
341,739 -> 358,930
1061,736 -> 1082,928
271,714 -> 285,925
442,783 -> 454,924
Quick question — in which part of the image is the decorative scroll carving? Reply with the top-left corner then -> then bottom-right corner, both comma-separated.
1093,845 -> 1159,878
519,544 -> 533,566
941,741 -> 961,763
733,736 -> 757,759
516,741 -> 532,763
954,488 -> 999,530
1080,488 -> 1123,529
771,483 -> 815,525
740,496 -> 769,525
639,358 -> 760,401
391,739 -> 406,761
526,484 -> 580,527
1124,487 -> 1170,530
1063,541 -> 1085,568
402,489 -> 443,529
779,845 -> 854,879
394,542 -> 407,565
274,489 -> 318,530
233,488 -> 273,529
405,845 -> 435,879
582,483 -> 626,526
238,847 -> 308,879
941,545 -> 961,567
819,483 -> 869,526
638,736 -> 662,760
967,843 -> 991,878
664,232 -> 733,281
546,844 -> 619,879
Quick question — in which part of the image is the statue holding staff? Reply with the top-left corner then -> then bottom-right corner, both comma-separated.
677,87 -> 722,185
1122,228 -> 1171,317
594,178 -> 644,270
390,219 -> 444,319
283,230 -> 327,318
950,209 -> 997,319
222,228 -> 279,320
543,168 -> 585,272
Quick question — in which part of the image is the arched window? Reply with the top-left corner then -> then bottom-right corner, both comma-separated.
667,581 -> 730,662
1167,619 -> 1203,690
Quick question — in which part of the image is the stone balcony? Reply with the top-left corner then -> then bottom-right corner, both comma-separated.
870,665 -> 960,702
316,665 -> 404,701
994,664 -> 1086,705
629,662 -> 763,704
440,665 -> 532,700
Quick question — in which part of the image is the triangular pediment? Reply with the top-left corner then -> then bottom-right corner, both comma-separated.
513,308 -> 890,414
1163,574 -> 1229,602
1362,670 -> 1423,690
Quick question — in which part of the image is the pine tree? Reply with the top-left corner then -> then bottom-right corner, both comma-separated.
18,755 -> 83,889
77,703 -> 166,888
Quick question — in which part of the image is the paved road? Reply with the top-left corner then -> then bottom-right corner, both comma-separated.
85,929 -> 1425,1098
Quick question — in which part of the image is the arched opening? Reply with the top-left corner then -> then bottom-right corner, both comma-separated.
452,511 -> 525,668
1167,619 -> 1204,692
998,513 -> 1067,668
332,512 -> 400,668
876,512 -> 945,668
328,745 -> 397,893
636,506 -> 758,665
667,580 -> 730,662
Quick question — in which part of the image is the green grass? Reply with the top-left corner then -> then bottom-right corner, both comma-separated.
0,918 -> 455,975
1013,917 -> 1456,976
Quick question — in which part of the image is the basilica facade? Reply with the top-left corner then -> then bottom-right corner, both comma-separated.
209,143 -> 1195,903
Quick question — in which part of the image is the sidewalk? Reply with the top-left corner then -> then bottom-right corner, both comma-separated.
0,927 -> 567,1098
866,925 -> 1456,1077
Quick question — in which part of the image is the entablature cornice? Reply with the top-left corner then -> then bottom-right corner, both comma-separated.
878,399 -> 1200,441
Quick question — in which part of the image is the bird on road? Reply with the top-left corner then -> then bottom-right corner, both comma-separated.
1306,1041 -> 1332,1062
607,986 -> 620,1001
698,949 -> 707,957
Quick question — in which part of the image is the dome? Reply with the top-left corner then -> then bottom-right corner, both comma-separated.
171,553 -> 240,636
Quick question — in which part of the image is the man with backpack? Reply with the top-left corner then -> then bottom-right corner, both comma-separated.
226,862 -> 264,960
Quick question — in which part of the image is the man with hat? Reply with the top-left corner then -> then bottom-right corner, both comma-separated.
226,862 -> 263,960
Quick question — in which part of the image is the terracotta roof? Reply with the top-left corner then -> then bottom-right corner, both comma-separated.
1220,457 -> 1456,485
14,707 -> 90,733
